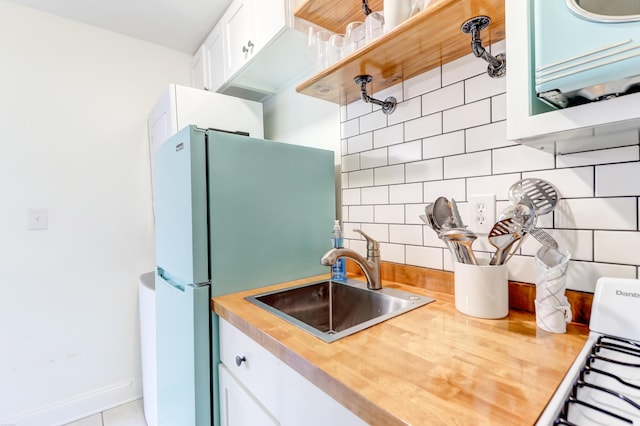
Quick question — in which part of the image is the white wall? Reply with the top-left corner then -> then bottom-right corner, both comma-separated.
0,1 -> 191,423
263,77 -> 341,162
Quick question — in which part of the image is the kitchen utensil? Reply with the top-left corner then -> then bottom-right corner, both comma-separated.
432,196 -> 456,230
488,218 -> 523,265
440,228 -> 478,265
529,227 -> 559,249
497,200 -> 536,264
450,198 -> 465,228
423,203 -> 440,233
508,178 -> 559,216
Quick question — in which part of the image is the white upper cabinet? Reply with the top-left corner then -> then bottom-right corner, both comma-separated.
506,0 -> 640,153
193,0 -> 312,102
204,21 -> 226,92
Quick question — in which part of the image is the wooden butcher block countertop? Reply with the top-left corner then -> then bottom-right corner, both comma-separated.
212,275 -> 589,425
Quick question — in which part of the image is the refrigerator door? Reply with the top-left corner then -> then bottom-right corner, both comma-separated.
156,273 -> 211,426
153,126 -> 209,287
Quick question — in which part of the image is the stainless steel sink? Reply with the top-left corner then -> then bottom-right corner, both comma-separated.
246,279 -> 435,343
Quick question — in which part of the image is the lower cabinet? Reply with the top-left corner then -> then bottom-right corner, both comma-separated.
218,318 -> 366,426
219,363 -> 278,426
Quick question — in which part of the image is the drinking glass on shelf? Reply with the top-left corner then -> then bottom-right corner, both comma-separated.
365,11 -> 385,44
306,28 -> 333,70
327,34 -> 345,65
344,21 -> 366,54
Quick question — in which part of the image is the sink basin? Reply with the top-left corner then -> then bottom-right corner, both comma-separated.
246,279 -> 435,343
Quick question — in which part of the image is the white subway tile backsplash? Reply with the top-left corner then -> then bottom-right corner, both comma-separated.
390,224 -> 423,245
519,229 -> 593,261
380,242 -> 405,263
375,164 -> 405,185
406,245 -> 443,269
406,158 -> 443,182
342,153 -> 360,172
359,223 -> 389,242
557,145 -> 640,168
349,205 -> 374,223
423,131 -> 465,159
555,198 -> 637,230
375,205 -> 405,223
523,167 -> 594,198
491,93 -> 507,122
442,51 -> 486,86
443,99 -> 491,133
347,132 -> 373,154
348,169 -> 373,188
422,82 -> 464,116
388,96 -> 421,126
404,67 -> 441,99
389,140 -> 422,165
467,173 -> 521,201
346,99 -> 372,120
596,162 -> 640,196
444,151 -> 492,179
465,73 -> 506,103
360,147 -> 388,169
360,110 -> 388,133
361,186 -> 389,205
389,182 -> 423,204
377,82 -> 404,105
594,231 -> 640,264
492,145 -> 555,174
405,113 -> 442,141
373,123 -> 404,148
566,261 -> 637,292
506,255 -> 537,284
424,178 -> 466,203
466,121 -> 513,152
341,118 -> 359,139
342,188 -> 361,205
338,58 -> 640,293
406,204 -> 426,224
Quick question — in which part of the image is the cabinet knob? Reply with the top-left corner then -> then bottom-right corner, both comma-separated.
235,355 -> 246,366
247,40 -> 254,48
242,45 -> 249,54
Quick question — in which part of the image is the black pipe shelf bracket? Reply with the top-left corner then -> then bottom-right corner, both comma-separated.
460,15 -> 506,78
354,75 -> 397,115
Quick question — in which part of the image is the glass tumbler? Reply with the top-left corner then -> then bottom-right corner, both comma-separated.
365,11 -> 385,44
327,34 -> 344,65
344,21 -> 366,54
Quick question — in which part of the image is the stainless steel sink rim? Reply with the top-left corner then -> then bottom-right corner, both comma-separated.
245,279 -> 435,343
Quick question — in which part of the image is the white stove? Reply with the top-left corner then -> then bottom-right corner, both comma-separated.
537,277 -> 640,425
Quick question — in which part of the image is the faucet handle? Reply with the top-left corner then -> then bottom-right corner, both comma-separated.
354,229 -> 380,256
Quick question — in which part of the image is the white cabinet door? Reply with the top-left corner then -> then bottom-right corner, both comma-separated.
190,45 -> 207,90
224,0 -> 254,78
219,363 -> 279,426
203,21 -> 226,92
252,0 -> 286,53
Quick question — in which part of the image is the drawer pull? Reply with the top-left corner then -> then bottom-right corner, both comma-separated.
235,355 -> 246,366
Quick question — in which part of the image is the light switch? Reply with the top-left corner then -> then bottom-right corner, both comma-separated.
28,208 -> 48,230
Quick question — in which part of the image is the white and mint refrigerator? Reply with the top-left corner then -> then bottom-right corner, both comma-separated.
153,125 -> 335,426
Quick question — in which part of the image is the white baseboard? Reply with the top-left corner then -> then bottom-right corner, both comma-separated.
0,378 -> 142,426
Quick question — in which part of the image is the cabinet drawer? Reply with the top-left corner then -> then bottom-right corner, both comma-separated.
219,318 -> 281,416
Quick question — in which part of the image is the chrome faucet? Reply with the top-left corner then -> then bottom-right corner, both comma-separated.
320,229 -> 382,290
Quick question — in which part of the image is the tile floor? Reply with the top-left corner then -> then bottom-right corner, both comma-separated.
64,399 -> 147,426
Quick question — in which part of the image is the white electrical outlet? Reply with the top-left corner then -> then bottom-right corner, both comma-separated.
469,194 -> 495,234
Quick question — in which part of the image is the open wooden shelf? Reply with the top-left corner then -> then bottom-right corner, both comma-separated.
295,0 -> 505,105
